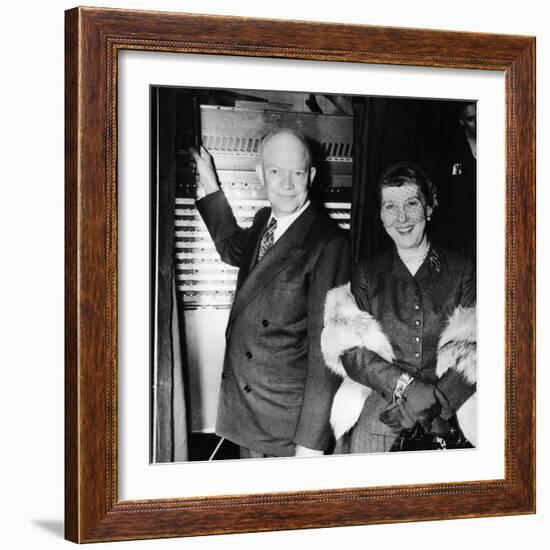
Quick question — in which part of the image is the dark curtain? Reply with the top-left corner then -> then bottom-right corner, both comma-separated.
351,97 -> 461,262
153,87 -> 188,462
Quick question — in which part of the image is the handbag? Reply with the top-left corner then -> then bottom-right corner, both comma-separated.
389,420 -> 473,452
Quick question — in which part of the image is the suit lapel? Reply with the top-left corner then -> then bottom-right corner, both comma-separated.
235,209 -> 270,290
228,204 -> 316,327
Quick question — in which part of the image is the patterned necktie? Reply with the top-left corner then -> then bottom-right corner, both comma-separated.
257,217 -> 277,262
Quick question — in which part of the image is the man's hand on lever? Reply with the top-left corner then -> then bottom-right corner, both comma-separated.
190,146 -> 220,195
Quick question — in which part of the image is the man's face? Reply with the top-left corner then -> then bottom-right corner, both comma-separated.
256,133 -> 315,218
380,183 -> 432,250
459,103 -> 476,140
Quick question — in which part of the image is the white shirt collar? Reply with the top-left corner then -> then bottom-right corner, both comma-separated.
269,199 -> 310,243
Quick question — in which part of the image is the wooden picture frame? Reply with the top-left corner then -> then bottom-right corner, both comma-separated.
65,6 -> 535,543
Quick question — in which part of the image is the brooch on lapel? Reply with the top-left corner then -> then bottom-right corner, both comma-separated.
429,248 -> 442,273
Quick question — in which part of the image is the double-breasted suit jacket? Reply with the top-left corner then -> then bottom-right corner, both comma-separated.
196,190 -> 350,456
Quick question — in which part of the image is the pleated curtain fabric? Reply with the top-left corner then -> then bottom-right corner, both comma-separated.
154,87 -> 188,462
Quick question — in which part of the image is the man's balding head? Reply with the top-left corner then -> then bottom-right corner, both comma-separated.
258,128 -> 313,168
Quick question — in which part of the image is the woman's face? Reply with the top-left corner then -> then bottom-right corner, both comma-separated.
380,183 -> 432,250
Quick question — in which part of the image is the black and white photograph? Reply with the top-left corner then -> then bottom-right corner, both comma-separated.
151,86 -> 477,463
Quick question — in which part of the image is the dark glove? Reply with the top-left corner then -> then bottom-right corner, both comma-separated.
379,379 -> 446,433
437,368 -> 476,420
340,347 -> 404,401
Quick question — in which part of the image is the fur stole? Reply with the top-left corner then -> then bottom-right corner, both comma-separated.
322,283 -> 477,443
321,283 -> 394,440
436,307 -> 477,445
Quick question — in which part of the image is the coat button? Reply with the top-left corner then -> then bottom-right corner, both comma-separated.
415,336 -> 421,342
246,351 -> 253,359
262,319 -> 270,327
244,385 -> 251,393
415,320 -> 421,326
414,304 -> 421,310
414,352 -> 420,358
221,372 -> 227,379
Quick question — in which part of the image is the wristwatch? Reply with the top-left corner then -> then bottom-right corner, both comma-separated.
393,372 -> 414,401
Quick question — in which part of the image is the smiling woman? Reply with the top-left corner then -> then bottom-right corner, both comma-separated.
322,160 -> 477,454
379,162 -> 435,268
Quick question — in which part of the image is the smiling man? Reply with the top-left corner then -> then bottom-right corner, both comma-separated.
191,128 -> 350,458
